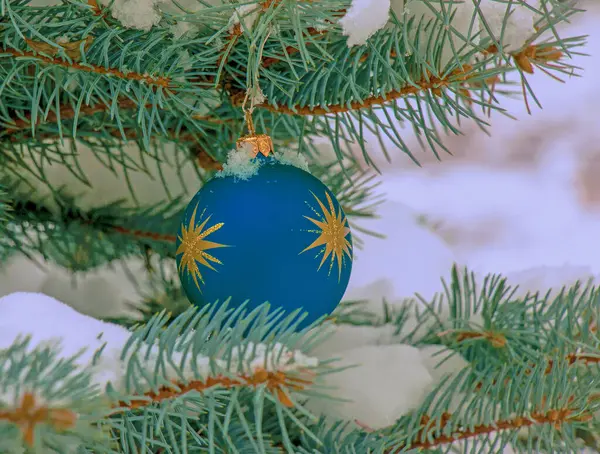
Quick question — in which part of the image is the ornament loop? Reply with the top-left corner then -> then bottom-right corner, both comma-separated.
245,110 -> 256,135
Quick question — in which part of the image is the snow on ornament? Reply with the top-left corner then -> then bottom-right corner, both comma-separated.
176,118 -> 353,330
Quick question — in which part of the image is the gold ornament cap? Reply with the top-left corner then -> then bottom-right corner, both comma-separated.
236,110 -> 273,157
236,133 -> 273,157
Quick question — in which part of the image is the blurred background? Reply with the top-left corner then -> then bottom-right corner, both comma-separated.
346,0 -> 600,302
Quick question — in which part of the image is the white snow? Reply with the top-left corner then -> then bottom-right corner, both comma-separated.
217,148 -> 261,180
90,0 -> 255,34
97,0 -> 162,31
276,149 -> 310,171
340,0 -> 392,47
307,322 -> 397,357
229,341 -> 319,373
306,344 -> 433,429
0,292 -> 132,391
342,0 -> 541,55
217,147 -> 311,180
403,0 -> 480,68
344,199 -> 457,306
228,4 -> 260,34
418,344 -> 469,383
477,0 -> 541,52
38,261 -> 149,320
0,254 -> 161,320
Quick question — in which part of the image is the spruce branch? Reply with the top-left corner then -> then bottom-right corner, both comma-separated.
250,41 -> 566,116
0,337 -> 109,451
1,302 -> 329,452
98,303 -> 327,453
1,99 -> 233,139
0,40 -> 564,148
392,353 -> 599,451
1,98 -> 141,138
113,367 -> 314,413
248,66 -> 480,115
0,0 -> 583,173
0,392 -> 79,447
403,405 -> 592,451
1,45 -> 171,88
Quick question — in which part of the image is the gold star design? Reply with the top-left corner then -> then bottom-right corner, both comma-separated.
176,204 -> 229,291
300,191 -> 352,280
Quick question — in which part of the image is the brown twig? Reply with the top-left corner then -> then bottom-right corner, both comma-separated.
0,371 -> 311,447
397,406 -> 592,452
2,99 -> 231,136
0,393 -> 78,447
547,352 -> 600,373
254,42 -> 566,117
483,44 -> 564,75
241,66 -> 475,116
87,0 -> 104,16
1,99 -> 226,170
113,367 -> 313,413
110,225 -> 177,243
2,46 -> 171,87
2,98 -> 141,134
439,329 -> 507,348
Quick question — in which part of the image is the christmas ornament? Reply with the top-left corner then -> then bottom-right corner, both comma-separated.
176,117 -> 353,329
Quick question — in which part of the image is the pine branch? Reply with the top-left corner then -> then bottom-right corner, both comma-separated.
1,99 -> 233,139
250,43 -> 565,116
114,368 -> 314,413
1,45 -> 171,87
110,225 -> 176,243
0,393 -> 78,448
0,0 -> 584,170
0,40 -> 563,148
249,66 -> 479,115
403,405 -> 592,451
2,98 -> 141,138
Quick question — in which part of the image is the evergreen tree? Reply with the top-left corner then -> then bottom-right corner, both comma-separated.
0,0 -> 596,452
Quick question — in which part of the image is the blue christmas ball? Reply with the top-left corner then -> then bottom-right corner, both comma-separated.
176,156 -> 353,329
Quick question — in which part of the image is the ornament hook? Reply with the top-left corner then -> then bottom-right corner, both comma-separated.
244,110 -> 256,136
237,96 -> 273,158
